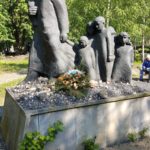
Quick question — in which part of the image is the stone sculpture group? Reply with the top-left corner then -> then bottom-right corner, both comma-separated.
26,0 -> 134,84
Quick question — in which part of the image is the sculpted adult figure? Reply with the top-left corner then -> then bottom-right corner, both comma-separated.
26,0 -> 75,81
112,32 -> 134,83
106,26 -> 116,82
26,0 -> 43,81
92,16 -> 114,82
86,21 -> 96,37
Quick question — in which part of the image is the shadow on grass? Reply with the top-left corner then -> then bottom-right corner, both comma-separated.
0,63 -> 28,73
132,78 -> 140,81
132,78 -> 149,83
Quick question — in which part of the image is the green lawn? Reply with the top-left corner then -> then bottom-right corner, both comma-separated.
133,61 -> 142,68
0,55 -> 28,74
0,55 -> 28,105
0,78 -> 24,105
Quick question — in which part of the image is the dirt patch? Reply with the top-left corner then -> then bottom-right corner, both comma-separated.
104,137 -> 150,150
0,73 -> 26,84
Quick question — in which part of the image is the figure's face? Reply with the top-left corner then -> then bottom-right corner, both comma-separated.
147,57 -> 150,61
122,35 -> 129,44
95,21 -> 105,31
80,40 -> 87,48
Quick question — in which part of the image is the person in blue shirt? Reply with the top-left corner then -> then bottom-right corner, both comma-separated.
140,54 -> 150,81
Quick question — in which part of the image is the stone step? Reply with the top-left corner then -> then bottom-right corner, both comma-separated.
0,107 -> 6,150
0,138 -> 6,150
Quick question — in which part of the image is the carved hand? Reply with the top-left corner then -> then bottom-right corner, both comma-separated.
60,33 -> 68,43
28,1 -> 38,16
107,55 -> 115,62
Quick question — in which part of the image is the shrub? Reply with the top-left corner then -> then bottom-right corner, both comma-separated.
20,121 -> 64,150
127,132 -> 138,142
134,52 -> 141,62
138,127 -> 149,139
83,138 -> 99,150
127,127 -> 149,142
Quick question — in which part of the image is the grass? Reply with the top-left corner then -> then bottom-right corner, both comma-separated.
0,55 -> 28,105
132,61 -> 142,78
0,78 -> 24,106
134,60 -> 142,65
133,61 -> 142,69
0,55 -> 28,74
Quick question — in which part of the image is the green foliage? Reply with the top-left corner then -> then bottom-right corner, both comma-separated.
134,52 -> 141,62
55,72 -> 90,98
67,0 -> 108,42
0,0 -> 32,52
0,3 -> 11,42
20,121 -> 64,150
127,132 -> 138,142
128,127 -> 149,142
82,138 -> 99,150
138,127 -> 149,138
0,0 -> 150,54
67,0 -> 150,47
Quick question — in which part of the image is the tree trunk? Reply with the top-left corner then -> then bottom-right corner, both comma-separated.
106,0 -> 111,27
134,38 -> 137,61
142,33 -> 145,62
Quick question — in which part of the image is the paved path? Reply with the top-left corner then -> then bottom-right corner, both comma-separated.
0,73 -> 26,84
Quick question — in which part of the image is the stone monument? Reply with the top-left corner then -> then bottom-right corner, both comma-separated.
26,1 -> 133,84
75,16 -> 116,83
2,3 -> 147,150
25,0 -> 75,81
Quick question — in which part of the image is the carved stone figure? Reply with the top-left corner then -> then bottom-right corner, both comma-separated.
112,32 -> 134,83
26,0 -> 75,81
26,3 -> 133,85
106,26 -> 116,82
75,17 -> 116,83
86,21 -> 96,37
78,36 -> 97,81
26,0 -> 44,81
92,16 -> 114,82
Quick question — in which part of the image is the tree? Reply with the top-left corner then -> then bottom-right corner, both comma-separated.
0,1 -> 13,51
0,0 -> 149,55
0,0 -> 32,53
67,0 -> 150,60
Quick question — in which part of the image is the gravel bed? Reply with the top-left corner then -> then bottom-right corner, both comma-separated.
10,77 -> 150,110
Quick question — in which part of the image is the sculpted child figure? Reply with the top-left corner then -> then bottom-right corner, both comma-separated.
112,32 -> 134,83
77,36 -> 98,87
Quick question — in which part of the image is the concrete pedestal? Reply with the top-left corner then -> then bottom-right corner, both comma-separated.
1,89 -> 150,150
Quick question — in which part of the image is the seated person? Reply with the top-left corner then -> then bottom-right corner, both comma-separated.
140,54 -> 150,81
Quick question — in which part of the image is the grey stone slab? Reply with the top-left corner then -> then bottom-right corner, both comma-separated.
0,107 -> 3,122
44,110 -> 76,150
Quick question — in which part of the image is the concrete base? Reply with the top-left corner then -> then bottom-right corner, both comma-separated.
1,89 -> 150,150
